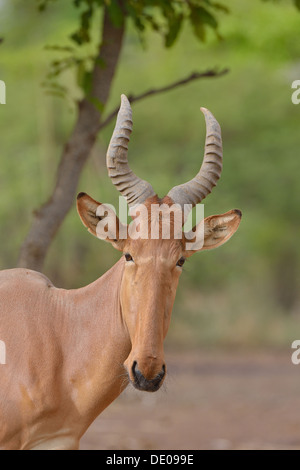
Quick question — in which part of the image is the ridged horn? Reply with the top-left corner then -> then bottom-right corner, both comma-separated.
106,94 -> 156,207
167,107 -> 223,210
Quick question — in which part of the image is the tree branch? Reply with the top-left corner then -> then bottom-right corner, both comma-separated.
99,67 -> 229,131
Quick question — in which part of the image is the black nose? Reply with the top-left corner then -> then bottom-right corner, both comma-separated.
131,361 -> 166,392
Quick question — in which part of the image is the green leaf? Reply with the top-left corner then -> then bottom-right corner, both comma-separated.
70,26 -> 90,45
294,0 -> 300,10
70,4 -> 94,45
165,13 -> 184,48
70,31 -> 84,45
44,45 -> 75,53
211,2 -> 230,14
190,9 -> 206,41
89,96 -> 105,113
73,0 -> 84,7
107,0 -> 124,27
45,90 -> 67,98
82,71 -> 93,95
143,13 -> 161,33
198,6 -> 218,28
76,60 -> 85,89
41,79 -> 68,101
126,3 -> 146,32
37,0 -> 57,12
189,5 -> 218,42
191,19 -> 206,41
41,81 -> 67,92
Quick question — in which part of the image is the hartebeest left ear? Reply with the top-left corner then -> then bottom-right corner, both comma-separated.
184,209 -> 242,255
77,193 -> 127,251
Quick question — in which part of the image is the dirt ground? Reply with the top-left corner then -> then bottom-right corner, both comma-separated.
80,349 -> 300,450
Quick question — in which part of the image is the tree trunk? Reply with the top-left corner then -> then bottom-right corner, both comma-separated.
18,8 -> 125,272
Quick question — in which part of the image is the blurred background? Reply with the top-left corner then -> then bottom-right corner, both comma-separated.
0,0 -> 300,449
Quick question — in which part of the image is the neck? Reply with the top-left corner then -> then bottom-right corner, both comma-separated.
61,257 -> 131,434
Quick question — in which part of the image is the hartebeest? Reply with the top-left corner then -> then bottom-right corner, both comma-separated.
0,95 -> 241,450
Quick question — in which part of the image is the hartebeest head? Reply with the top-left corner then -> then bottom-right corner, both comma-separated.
77,95 -> 241,392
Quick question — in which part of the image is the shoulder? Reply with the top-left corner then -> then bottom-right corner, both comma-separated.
0,268 -> 54,289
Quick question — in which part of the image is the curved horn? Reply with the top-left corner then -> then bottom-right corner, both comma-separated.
106,94 -> 156,207
167,107 -> 223,210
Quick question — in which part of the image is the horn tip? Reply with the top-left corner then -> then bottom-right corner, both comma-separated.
121,94 -> 129,103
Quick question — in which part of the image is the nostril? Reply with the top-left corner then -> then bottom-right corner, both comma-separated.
131,361 -> 144,389
131,360 -> 138,378
157,364 -> 166,382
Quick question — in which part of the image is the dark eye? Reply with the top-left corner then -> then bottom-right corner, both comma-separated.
176,257 -> 186,268
125,253 -> 133,262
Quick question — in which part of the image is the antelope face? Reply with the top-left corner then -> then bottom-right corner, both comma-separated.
120,242 -> 183,391
77,95 -> 242,392
120,202 -> 184,391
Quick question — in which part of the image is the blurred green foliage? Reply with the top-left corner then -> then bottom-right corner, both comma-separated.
38,0 -> 226,102
0,0 -> 299,347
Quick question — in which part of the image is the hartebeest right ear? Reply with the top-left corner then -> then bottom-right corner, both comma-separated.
76,193 -> 126,251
